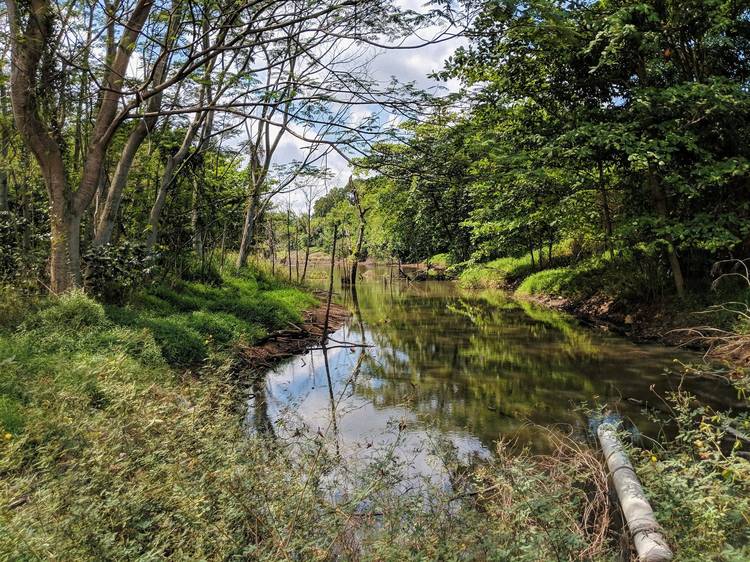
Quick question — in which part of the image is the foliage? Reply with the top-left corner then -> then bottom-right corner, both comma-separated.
83,241 -> 158,302
335,0 -> 750,303
633,388 -> 750,560
0,210 -> 48,285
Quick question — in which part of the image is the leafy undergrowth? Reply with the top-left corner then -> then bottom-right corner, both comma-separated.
631,387 -> 750,561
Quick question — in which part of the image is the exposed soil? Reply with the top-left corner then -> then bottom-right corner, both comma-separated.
236,298 -> 350,371
523,292 -> 719,350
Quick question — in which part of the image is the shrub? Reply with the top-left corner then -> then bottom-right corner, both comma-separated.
83,241 -> 157,303
633,389 -> 750,560
32,291 -> 108,331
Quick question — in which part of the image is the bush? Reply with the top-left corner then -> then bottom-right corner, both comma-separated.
83,241 -> 157,303
633,389 -> 750,560
0,211 -> 47,284
0,285 -> 39,330
31,290 -> 108,331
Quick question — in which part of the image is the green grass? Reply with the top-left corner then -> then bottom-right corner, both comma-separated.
0,268 -> 316,437
0,268 -> 334,559
459,255 -> 537,289
2,265 -> 747,560
101,269 -> 316,367
515,264 -> 595,298
427,253 -> 451,267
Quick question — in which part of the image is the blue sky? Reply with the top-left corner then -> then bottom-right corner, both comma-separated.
272,0 -> 466,208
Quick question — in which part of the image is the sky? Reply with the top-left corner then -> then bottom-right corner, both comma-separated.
271,1 -> 466,209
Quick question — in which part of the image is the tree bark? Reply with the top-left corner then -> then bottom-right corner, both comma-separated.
191,174 -> 202,257
7,0 -> 154,291
237,186 -> 260,269
647,164 -> 685,298
322,224 -> 338,341
146,107 -> 207,250
598,160 -> 615,260
349,177 -> 367,287
0,170 -> 7,212
286,207 -> 292,282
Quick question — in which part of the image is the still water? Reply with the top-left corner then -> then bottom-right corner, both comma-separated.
247,266 -> 736,487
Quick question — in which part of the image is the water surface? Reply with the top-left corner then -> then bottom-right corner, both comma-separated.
247,266 -> 735,487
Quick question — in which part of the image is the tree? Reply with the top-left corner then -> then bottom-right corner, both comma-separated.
7,0 -> 154,292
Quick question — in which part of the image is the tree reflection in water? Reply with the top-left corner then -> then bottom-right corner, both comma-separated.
247,267 -> 738,487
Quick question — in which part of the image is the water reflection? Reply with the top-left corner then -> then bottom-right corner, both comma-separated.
248,267 -> 736,485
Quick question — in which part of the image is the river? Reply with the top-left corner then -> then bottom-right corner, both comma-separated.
246,264 -> 737,491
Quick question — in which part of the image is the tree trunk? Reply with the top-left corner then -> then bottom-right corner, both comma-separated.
348,177 -> 367,287
94,119 -> 153,246
598,160 -> 615,260
236,190 -> 259,269
0,69 -> 8,212
145,81 -> 207,251
93,5 -> 177,247
322,224 -> 338,340
0,171 -> 8,212
49,199 -> 82,293
191,174 -> 202,257
7,0 -> 153,292
295,219 -> 300,282
269,218 -> 276,275
302,243 -> 311,283
647,165 -> 685,298
351,220 -> 365,286
286,208 -> 292,282
146,155 -> 176,250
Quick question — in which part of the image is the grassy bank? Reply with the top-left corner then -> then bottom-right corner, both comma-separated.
1,266 -> 749,560
457,251 -> 750,343
0,267 -> 620,560
0,268 -> 326,559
